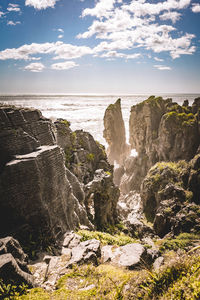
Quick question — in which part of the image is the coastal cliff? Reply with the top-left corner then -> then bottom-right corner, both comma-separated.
0,97 -> 200,299
0,105 -> 119,252
119,96 -> 200,192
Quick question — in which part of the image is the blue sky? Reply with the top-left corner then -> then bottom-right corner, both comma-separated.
0,0 -> 199,94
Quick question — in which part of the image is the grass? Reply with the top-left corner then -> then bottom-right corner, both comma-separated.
16,264 -> 134,300
158,233 -> 200,253
76,229 -> 137,246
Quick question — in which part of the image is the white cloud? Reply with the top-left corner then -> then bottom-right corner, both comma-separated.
7,3 -> 21,12
25,0 -> 58,10
58,28 -> 64,33
191,3 -> 200,13
58,34 -> 63,39
81,0 -> 115,19
51,61 -> 78,70
100,50 -> 141,59
154,57 -> 164,62
160,11 -> 181,23
124,0 -> 191,17
0,11 -> 5,17
0,42 -> 92,60
154,64 -> 171,70
52,43 -> 93,60
7,20 -> 21,26
78,0 -> 195,60
25,62 -> 45,72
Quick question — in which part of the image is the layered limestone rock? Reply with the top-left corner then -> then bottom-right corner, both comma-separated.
103,99 -> 130,165
0,105 -> 91,251
85,169 -> 120,229
55,119 -> 120,229
55,119 -> 112,184
123,96 -> 200,191
141,157 -> 200,237
0,237 -> 34,286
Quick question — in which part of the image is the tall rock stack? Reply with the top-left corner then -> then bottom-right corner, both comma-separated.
103,99 -> 130,166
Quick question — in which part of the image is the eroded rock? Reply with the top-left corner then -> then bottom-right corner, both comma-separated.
103,99 -> 130,165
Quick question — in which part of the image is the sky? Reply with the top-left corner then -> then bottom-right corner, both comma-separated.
0,0 -> 200,94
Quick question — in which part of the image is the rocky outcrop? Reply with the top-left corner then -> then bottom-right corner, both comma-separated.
141,157 -> 200,237
55,120 -> 112,184
128,96 -> 200,190
103,99 -> 130,165
85,169 -> 120,229
0,105 -> 92,252
55,119 -> 120,230
0,237 -> 34,287
0,104 -> 119,255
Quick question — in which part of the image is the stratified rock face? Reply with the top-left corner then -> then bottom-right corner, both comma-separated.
0,105 -> 91,250
103,99 -> 130,165
55,119 -> 119,230
0,237 -> 34,287
128,96 -> 200,190
141,158 -> 200,237
85,169 -> 120,229
55,120 -> 112,184
0,105 -> 55,168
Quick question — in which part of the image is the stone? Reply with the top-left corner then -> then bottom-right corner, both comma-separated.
0,236 -> 29,273
62,232 -> 81,249
0,253 -> 34,287
102,243 -> 151,269
0,105 -> 91,252
153,256 -> 164,271
103,98 -> 130,165
85,169 -> 120,229
67,239 -> 101,267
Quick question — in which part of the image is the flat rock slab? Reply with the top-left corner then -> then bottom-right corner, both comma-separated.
102,243 -> 147,269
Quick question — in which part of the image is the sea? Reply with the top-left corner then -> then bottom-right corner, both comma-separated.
0,94 -> 199,145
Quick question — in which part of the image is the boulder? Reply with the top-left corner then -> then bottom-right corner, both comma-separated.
0,237 -> 29,273
101,243 -> 152,269
67,239 -> 101,267
0,237 -> 34,287
0,254 -> 34,287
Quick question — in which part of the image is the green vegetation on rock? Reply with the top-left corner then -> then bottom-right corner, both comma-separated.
76,229 -> 137,246
165,111 -> 196,127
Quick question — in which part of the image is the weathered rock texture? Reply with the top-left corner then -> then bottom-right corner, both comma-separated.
0,237 -> 34,286
0,105 -> 92,251
55,119 -> 119,229
141,156 -> 200,237
85,170 -> 120,229
103,99 -> 130,165
123,96 -> 200,191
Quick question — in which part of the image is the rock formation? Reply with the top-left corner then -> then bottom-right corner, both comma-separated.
119,96 -> 200,191
0,237 -> 34,287
103,98 -> 130,165
141,156 -> 200,237
0,104 -> 119,255
55,119 -> 120,230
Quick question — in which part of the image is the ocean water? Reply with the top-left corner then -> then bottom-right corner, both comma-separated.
0,94 -> 199,145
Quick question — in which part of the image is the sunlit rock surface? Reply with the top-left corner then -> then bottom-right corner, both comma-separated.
0,105 -> 91,250
103,98 -> 130,165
